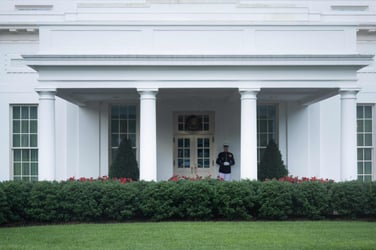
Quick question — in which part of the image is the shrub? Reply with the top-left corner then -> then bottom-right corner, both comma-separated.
214,181 -> 258,220
365,182 -> 376,217
1,181 -> 32,223
0,184 -> 9,224
139,181 -> 180,221
176,181 -> 215,220
27,181 -> 62,222
292,181 -> 330,219
59,181 -> 104,222
330,181 -> 369,218
258,140 -> 288,181
1,179 -> 375,224
109,138 -> 139,180
101,181 -> 142,220
258,181 -> 293,220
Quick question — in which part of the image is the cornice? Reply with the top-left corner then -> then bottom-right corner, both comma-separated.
23,54 -> 374,68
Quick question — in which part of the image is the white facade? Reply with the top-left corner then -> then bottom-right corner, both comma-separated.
0,0 -> 375,181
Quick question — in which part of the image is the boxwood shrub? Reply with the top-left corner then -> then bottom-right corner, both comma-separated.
0,179 -> 375,225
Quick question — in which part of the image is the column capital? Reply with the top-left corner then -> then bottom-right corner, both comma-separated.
35,88 -> 57,94
239,88 -> 260,100
35,88 -> 56,101
137,88 -> 158,94
339,88 -> 360,98
239,88 -> 260,93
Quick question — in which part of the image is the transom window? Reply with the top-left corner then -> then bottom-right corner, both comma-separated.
357,105 -> 373,182
257,104 -> 277,162
177,114 -> 210,132
11,105 -> 38,181
110,105 -> 137,163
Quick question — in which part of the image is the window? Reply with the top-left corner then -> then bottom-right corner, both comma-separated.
11,105 -> 38,181
257,104 -> 277,162
110,105 -> 137,163
357,105 -> 373,182
177,114 -> 210,132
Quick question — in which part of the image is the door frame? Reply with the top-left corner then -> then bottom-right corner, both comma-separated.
173,111 -> 215,177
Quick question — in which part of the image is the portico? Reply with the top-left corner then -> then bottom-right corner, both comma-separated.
24,54 -> 372,181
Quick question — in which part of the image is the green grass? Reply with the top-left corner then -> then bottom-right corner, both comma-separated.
1,221 -> 376,249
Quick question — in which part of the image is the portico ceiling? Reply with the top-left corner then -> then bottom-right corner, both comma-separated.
56,87 -> 339,106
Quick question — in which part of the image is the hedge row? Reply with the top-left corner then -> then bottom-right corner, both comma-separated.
0,180 -> 375,224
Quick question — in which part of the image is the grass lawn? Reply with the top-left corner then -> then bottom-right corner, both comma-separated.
1,221 -> 376,249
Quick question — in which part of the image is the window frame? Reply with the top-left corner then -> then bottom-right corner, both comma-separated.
10,104 -> 38,181
257,103 -> 279,163
109,104 -> 139,165
357,104 -> 374,182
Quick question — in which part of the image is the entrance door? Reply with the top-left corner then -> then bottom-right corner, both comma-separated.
174,135 -> 214,177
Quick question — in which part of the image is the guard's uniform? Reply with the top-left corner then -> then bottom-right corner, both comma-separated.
216,151 -> 235,174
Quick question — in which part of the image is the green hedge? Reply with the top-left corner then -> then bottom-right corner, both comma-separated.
0,180 -> 375,225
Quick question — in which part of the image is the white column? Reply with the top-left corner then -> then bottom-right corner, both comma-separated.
138,88 -> 158,181
36,88 -> 56,181
340,89 -> 359,181
239,88 -> 260,180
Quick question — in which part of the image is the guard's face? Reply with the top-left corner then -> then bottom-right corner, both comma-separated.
223,146 -> 229,152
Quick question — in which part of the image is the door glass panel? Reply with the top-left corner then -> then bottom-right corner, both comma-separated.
196,137 -> 210,169
177,138 -> 191,168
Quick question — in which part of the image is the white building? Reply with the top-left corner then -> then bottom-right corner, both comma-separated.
0,0 -> 375,182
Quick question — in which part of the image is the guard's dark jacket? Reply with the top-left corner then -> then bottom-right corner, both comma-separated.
216,151 -> 235,174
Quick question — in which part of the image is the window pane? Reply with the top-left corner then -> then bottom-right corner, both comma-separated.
365,134 -> 372,146
22,149 -> 30,161
259,134 -> 268,147
178,139 -> 183,147
365,120 -> 372,133
119,120 -> 127,133
30,107 -> 37,119
204,138 -> 210,147
21,106 -> 29,119
21,135 -> 29,147
31,150 -> 38,162
204,159 -> 210,168
30,120 -> 37,133
14,163 -> 21,175
129,120 -> 136,133
357,134 -> 364,146
365,162 -> 372,174
357,148 -> 364,160
111,134 -> 119,147
111,106 -> 119,118
13,134 -> 20,147
119,107 -> 127,119
21,120 -> 29,133
111,120 -> 119,133
13,120 -> 20,133
22,163 -> 30,175
13,106 -> 21,119
365,106 -> 372,118
129,134 -> 136,148
204,149 -> 209,157
358,162 -> 363,174
128,106 -> 136,119
30,134 -> 37,147
364,148 -> 372,161
357,120 -> 364,133
31,163 -> 38,175
14,150 -> 21,161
